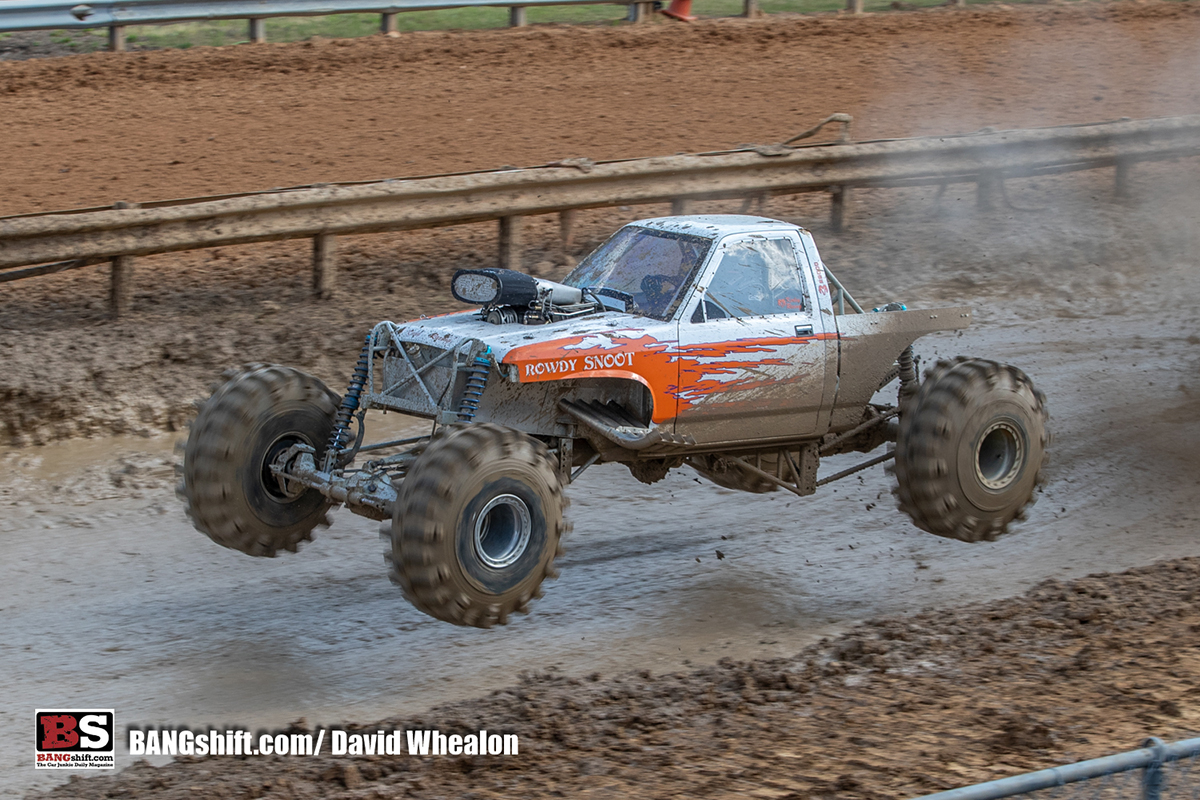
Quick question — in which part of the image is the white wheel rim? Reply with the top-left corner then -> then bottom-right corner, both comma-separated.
473,494 -> 533,569
975,421 -> 1024,491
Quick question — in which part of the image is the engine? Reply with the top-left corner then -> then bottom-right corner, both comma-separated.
451,268 -> 601,325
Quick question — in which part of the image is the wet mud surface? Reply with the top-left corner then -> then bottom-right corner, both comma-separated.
4,4 -> 1200,797
24,556 -> 1200,799
7,300 -> 1200,797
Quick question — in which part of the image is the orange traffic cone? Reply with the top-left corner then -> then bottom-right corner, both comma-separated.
661,0 -> 696,21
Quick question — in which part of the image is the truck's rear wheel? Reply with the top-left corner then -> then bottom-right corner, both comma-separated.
894,358 -> 1048,543
388,424 -> 566,628
179,364 -> 339,557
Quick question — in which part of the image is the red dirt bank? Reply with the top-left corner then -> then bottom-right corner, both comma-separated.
2,2 -> 1200,216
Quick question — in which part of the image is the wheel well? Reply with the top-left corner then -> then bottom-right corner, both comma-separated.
561,377 -> 655,427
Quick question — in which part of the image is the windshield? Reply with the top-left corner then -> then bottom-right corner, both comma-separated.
563,226 -> 714,320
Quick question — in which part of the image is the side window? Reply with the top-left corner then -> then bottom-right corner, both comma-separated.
695,237 -> 807,322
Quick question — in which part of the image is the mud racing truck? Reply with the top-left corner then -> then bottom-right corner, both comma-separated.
179,215 -> 1048,628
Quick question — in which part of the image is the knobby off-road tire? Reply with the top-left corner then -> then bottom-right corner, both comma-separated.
894,358 -> 1048,543
388,424 -> 567,628
178,364 -> 339,557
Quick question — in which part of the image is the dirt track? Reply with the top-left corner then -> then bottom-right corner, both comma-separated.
7,296 -> 1200,798
4,4 -> 1200,798
6,176 -> 1200,796
24,557 -> 1200,800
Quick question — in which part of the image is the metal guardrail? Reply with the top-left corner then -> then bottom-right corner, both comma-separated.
2,114 -> 1198,315
0,0 -> 945,47
0,0 -> 729,47
914,737 -> 1200,800
0,0 -> 601,30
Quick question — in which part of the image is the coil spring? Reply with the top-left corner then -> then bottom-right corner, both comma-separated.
898,345 -> 919,400
327,334 -> 372,462
457,356 -> 491,422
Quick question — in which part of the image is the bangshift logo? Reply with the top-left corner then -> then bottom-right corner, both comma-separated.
34,710 -> 115,770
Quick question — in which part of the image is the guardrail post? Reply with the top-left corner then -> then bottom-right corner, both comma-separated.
248,18 -> 266,43
977,172 -> 999,211
559,210 -> 577,252
499,217 -> 523,270
1115,158 -> 1132,199
313,233 -> 336,299
381,12 -> 399,35
1142,737 -> 1167,800
744,0 -> 762,17
110,201 -> 138,318
509,6 -> 527,27
829,185 -> 847,233
671,199 -> 693,215
740,192 -> 768,214
846,0 -> 863,14
108,25 -> 126,52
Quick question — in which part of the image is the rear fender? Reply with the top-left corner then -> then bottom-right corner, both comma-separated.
831,307 -> 972,429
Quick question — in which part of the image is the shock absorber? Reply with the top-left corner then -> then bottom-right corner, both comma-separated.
325,334 -> 372,469
457,354 -> 491,422
898,345 -> 919,401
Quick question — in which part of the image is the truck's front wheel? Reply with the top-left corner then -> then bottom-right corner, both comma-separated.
179,364 -> 339,557
894,358 -> 1048,543
388,424 -> 567,628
